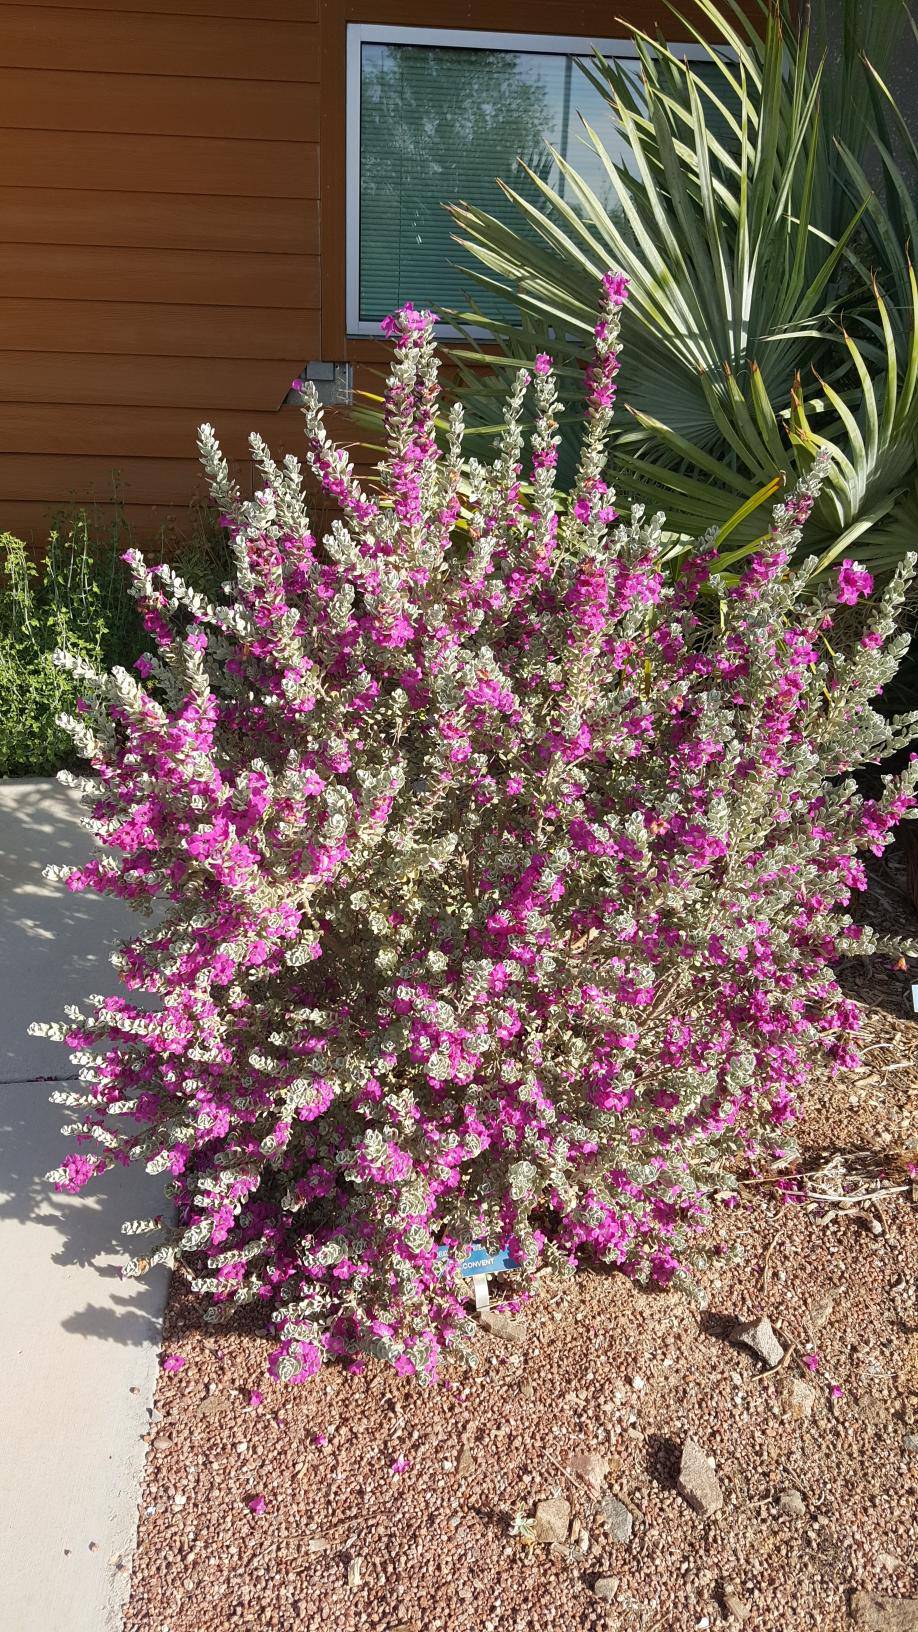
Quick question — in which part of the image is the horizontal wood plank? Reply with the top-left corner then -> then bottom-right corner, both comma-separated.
0,498 -> 213,543
0,453 -> 352,525
319,0 -> 754,32
0,0 -> 314,17
0,129 -> 318,196
0,302 -> 319,359
0,0 -> 744,22
0,454 -> 214,504
0,68 -> 319,142
0,188 -> 318,255
0,6 -> 318,80
0,354 -> 306,411
0,402 -> 313,459
0,245 -> 318,309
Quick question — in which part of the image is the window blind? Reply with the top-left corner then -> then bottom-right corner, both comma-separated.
356,40 -> 737,330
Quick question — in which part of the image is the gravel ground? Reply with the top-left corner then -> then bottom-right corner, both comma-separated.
124,932 -> 917,1632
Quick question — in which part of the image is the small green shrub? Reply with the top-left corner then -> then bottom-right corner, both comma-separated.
0,523 -> 123,777
0,506 -> 232,778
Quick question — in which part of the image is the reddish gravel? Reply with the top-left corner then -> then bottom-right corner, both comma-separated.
124,950 -> 918,1632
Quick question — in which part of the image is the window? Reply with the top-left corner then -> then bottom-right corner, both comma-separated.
346,25 -> 726,337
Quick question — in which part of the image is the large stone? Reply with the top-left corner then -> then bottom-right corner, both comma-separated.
730,1315 -> 784,1369
532,1497 -> 571,1545
594,1577 -> 619,1603
808,1290 -> 838,1331
850,1592 -> 918,1630
777,1489 -> 806,1519
676,1436 -> 724,1518
784,1379 -> 816,1421
478,1310 -> 527,1346
600,1494 -> 633,1544
722,1586 -> 752,1623
566,1448 -> 610,1496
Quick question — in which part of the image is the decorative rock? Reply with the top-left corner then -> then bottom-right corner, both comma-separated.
849,1591 -> 918,1630
677,1436 -> 724,1518
777,1489 -> 805,1519
533,1497 -> 571,1545
721,1586 -> 752,1623
594,1577 -> 619,1603
457,1447 -> 474,1479
903,1434 -> 918,1454
198,1394 -> 228,1418
731,1315 -> 784,1369
808,1290 -> 838,1330
600,1494 -> 634,1544
566,1448 -> 610,1496
479,1310 -> 527,1346
785,1379 -> 816,1420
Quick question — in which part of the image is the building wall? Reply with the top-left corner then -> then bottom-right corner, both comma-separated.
0,0 -> 321,539
0,0 -> 749,541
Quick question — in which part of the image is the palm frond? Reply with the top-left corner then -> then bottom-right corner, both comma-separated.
441,0 -> 916,574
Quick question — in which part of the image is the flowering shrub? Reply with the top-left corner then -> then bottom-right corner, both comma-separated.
37,274 -> 918,1383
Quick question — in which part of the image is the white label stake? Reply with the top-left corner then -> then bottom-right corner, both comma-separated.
471,1273 -> 490,1312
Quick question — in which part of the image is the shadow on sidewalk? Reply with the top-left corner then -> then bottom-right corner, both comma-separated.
0,1072 -> 169,1345
0,776 -> 169,1345
0,776 -> 137,1078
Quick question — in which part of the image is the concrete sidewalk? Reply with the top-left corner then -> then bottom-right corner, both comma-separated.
0,778 -> 169,1632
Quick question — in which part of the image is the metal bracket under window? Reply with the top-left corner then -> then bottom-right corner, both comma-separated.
285,362 -> 353,408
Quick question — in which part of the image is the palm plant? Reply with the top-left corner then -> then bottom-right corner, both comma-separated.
445,0 -> 918,575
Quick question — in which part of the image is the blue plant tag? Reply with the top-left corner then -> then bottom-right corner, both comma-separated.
437,1243 -> 520,1277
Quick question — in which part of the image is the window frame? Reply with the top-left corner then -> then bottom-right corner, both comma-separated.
345,22 -> 716,338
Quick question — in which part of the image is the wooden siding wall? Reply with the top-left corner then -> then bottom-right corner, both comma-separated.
0,0 -> 758,541
0,0 -> 320,539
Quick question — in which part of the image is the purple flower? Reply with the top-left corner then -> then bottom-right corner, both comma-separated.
56,1152 -> 98,1194
602,269 -> 630,307
836,558 -> 873,604
162,1354 -> 186,1374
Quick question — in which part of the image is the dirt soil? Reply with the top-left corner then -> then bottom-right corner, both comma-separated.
124,899 -> 918,1632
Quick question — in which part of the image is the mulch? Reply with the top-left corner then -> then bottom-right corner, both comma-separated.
123,873 -> 918,1632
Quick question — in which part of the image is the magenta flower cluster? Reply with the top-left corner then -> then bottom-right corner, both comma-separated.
39,275 -> 917,1383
